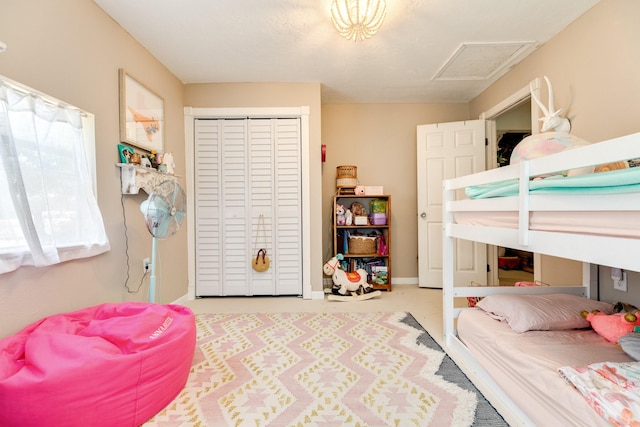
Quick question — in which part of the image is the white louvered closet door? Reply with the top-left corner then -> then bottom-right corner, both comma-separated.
194,118 -> 302,296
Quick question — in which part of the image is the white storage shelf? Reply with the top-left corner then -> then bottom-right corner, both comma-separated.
116,163 -> 177,195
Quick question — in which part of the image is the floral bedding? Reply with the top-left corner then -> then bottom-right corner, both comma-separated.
559,361 -> 640,426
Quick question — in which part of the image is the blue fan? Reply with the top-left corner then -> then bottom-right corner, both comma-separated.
140,180 -> 186,303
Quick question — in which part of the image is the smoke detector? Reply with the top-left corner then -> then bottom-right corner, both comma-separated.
0,41 -> 7,52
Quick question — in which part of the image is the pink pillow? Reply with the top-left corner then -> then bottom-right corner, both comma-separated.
475,293 -> 613,333
0,302 -> 196,427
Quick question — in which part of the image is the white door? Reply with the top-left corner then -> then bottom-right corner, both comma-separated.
417,120 -> 486,288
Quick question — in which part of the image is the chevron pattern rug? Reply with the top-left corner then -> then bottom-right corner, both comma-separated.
145,312 -> 506,426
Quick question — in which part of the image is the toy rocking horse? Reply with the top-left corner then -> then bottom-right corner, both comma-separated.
323,254 -> 382,301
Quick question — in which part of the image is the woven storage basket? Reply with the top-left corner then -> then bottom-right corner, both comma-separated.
348,235 -> 376,254
336,165 -> 357,179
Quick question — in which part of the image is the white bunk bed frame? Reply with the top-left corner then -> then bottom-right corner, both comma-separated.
442,131 -> 640,426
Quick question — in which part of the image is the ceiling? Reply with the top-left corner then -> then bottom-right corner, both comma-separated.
93,0 -> 599,104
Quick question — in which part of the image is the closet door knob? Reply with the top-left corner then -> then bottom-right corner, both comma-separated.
420,212 -> 426,218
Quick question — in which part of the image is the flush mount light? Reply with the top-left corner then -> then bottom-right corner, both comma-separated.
331,0 -> 386,42
0,41 -> 7,52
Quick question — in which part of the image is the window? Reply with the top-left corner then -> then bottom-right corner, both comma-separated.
0,76 -> 109,274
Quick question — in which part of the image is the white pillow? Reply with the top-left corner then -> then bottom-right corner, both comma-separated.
619,333 -> 640,361
475,293 -> 614,333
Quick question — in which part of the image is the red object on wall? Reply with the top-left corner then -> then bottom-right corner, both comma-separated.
321,144 -> 326,162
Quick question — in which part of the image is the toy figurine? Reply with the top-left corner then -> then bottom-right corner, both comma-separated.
323,254 -> 381,301
336,204 -> 346,225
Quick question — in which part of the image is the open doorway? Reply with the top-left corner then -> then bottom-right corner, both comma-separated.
481,79 -> 541,286
495,104 -> 534,285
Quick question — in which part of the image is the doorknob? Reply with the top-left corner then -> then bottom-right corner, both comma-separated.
420,212 -> 426,218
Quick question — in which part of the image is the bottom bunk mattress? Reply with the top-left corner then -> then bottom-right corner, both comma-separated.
457,308 -> 633,426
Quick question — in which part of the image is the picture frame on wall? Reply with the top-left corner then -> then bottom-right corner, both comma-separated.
119,69 -> 164,153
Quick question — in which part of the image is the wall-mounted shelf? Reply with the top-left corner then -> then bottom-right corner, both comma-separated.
116,163 -> 178,195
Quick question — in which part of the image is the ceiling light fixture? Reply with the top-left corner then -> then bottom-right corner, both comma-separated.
331,0 -> 386,42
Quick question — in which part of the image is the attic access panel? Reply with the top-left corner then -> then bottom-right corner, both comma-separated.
433,42 -> 535,81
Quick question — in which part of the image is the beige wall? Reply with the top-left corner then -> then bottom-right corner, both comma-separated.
0,0 -> 186,338
185,82 -> 324,294
321,104 -> 469,282
471,0 -> 640,295
470,0 -> 639,142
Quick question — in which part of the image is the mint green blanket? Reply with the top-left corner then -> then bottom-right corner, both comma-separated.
466,167 -> 640,199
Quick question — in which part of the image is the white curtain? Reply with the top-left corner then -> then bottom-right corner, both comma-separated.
0,80 -> 110,274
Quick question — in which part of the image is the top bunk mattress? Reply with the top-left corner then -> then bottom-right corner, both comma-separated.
453,166 -> 640,238
465,166 -> 640,199
457,308 -> 633,427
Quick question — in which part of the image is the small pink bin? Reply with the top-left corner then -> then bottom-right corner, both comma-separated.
369,213 -> 387,225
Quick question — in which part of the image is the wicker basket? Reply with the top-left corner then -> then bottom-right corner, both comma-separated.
336,165 -> 357,179
348,235 -> 376,254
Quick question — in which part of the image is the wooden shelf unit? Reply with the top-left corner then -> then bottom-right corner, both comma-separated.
332,194 -> 392,291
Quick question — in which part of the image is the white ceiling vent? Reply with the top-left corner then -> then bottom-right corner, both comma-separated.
433,42 -> 535,81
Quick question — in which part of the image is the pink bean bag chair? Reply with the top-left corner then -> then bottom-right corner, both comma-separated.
0,302 -> 196,427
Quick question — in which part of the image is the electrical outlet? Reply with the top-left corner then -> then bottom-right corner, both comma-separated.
143,258 -> 151,273
613,272 -> 628,292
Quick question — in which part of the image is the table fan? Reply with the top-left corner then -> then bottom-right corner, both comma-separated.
140,180 -> 186,303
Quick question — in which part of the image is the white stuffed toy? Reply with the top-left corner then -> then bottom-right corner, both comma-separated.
510,76 -> 592,177
345,208 -> 353,226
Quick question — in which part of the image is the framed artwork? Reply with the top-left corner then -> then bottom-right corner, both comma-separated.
119,69 -> 164,152
118,143 -> 134,163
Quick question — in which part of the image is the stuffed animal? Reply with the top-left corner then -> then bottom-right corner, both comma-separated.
345,209 -> 353,226
510,76 -> 592,177
350,202 -> 365,216
336,204 -> 346,225
583,310 -> 640,343
323,254 -> 372,296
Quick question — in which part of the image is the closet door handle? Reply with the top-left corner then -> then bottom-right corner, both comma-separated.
420,212 -> 427,218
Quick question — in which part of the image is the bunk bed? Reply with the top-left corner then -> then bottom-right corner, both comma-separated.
443,132 -> 640,426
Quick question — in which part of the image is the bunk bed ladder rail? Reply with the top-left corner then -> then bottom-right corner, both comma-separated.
518,160 -> 531,246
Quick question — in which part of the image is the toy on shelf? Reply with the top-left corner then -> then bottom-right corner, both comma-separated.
323,254 -> 381,301
345,208 -> 353,226
336,204 -> 346,225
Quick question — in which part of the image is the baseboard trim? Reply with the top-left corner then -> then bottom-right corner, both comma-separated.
172,294 -> 189,305
173,280 -> 418,305
393,277 -> 418,286
311,290 -> 325,300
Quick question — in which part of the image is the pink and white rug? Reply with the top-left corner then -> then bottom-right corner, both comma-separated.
144,312 -> 505,426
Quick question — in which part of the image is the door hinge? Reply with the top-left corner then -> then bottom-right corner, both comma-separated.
485,138 -> 489,146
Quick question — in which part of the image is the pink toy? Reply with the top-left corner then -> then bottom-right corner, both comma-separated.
336,204 -> 346,225
586,310 -> 640,343
0,302 -> 196,426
